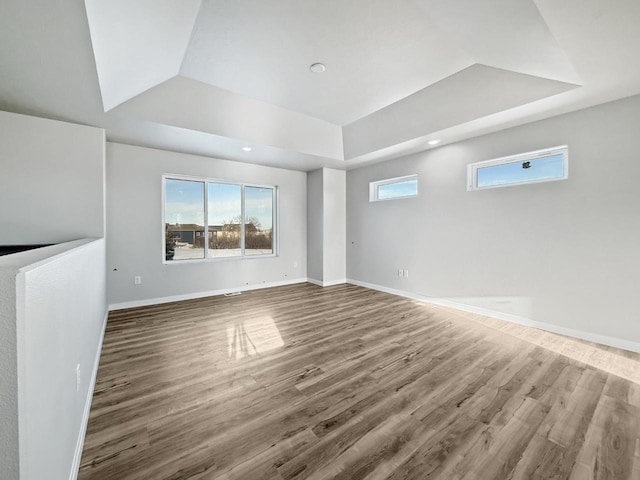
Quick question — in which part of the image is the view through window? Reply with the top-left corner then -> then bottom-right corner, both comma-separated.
468,146 -> 568,190
369,174 -> 418,202
164,176 -> 275,262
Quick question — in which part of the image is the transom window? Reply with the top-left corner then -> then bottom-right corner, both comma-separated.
369,174 -> 418,202
163,175 -> 276,262
467,146 -> 568,191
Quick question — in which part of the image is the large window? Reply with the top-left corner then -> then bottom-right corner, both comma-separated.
164,176 -> 276,262
369,174 -> 418,202
467,146 -> 568,191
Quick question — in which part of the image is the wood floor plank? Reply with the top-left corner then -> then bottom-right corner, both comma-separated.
277,344 -> 504,480
570,394 -> 640,480
459,397 -> 550,480
78,283 -> 640,480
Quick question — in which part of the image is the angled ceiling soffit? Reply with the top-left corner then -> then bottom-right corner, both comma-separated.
86,0 -> 583,163
84,0 -> 201,112
112,76 -> 344,160
342,64 -> 579,159
411,0 -> 582,84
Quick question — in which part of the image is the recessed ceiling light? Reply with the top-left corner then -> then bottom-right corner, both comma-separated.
428,140 -> 440,146
241,146 -> 252,152
310,63 -> 326,73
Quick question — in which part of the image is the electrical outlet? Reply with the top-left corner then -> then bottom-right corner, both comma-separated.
404,269 -> 409,278
398,268 -> 403,277
134,275 -> 142,285
76,364 -> 81,392
293,261 -> 298,268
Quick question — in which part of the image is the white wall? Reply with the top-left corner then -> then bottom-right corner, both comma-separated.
18,240 -> 107,480
106,143 -> 307,307
306,168 -> 346,286
347,94 -> 640,351
0,110 -> 107,480
307,169 -> 324,282
0,240 -> 107,480
0,111 -> 105,244
322,169 -> 346,284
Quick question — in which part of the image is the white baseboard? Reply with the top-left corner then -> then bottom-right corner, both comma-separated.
69,308 -> 108,480
307,278 -> 347,287
109,277 -> 309,311
347,279 -> 428,303
347,279 -> 640,353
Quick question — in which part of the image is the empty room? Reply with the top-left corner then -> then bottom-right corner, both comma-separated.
1,1 -> 640,479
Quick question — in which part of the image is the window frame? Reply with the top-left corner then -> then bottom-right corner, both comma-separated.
467,145 -> 568,191
162,174 -> 278,264
369,174 -> 418,202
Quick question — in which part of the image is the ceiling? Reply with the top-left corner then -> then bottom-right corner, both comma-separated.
1,0 -> 639,171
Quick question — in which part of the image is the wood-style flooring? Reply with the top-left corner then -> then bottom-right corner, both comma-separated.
78,283 -> 640,480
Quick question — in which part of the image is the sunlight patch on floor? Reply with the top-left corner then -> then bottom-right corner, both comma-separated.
226,316 -> 285,360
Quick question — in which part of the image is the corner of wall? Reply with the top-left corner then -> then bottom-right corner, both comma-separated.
0,267 -> 20,479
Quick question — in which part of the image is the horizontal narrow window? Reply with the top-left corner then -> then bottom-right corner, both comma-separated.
468,146 -> 568,191
164,176 -> 276,262
369,174 -> 418,202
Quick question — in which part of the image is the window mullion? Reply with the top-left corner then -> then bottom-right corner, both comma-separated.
273,187 -> 278,255
204,181 -> 209,259
240,185 -> 246,257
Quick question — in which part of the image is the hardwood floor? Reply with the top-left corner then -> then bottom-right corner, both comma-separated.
78,283 -> 640,480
